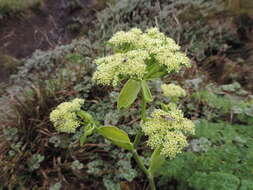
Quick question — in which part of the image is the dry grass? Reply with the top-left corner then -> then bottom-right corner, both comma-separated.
0,56 -> 94,189
0,78 -> 69,188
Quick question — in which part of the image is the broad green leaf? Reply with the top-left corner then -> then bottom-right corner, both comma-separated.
148,147 -> 165,176
117,79 -> 141,109
141,80 -> 153,102
97,126 -> 134,150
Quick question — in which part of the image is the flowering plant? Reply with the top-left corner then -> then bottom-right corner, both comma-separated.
50,28 -> 195,190
50,99 -> 85,133
93,28 -> 190,87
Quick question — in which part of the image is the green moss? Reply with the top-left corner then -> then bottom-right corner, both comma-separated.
0,0 -> 42,14
0,54 -> 20,74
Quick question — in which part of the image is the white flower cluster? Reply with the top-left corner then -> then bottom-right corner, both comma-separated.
93,28 -> 190,86
141,107 -> 195,158
50,99 -> 84,133
93,50 -> 149,86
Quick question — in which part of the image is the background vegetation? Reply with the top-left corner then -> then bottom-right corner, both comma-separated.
0,0 -> 252,189
0,0 -> 42,15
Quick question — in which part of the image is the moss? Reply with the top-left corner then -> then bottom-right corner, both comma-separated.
0,0 -> 43,14
0,54 -> 21,74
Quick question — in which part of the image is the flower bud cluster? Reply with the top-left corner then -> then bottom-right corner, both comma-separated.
50,99 -> 84,133
141,107 -> 195,158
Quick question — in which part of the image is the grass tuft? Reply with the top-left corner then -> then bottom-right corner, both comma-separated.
0,53 -> 95,189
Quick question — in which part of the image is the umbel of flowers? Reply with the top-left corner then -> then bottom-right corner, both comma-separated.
141,105 -> 195,159
50,28 -> 195,190
93,28 -> 190,86
50,99 -> 84,133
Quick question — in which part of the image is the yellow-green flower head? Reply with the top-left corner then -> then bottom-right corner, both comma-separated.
93,28 -> 191,86
50,99 -> 84,133
141,107 -> 195,158
93,50 -> 149,86
161,83 -> 186,98
108,28 -> 143,51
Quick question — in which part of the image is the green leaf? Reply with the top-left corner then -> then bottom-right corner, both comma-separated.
145,64 -> 166,79
141,80 -> 153,102
117,79 -> 141,109
79,135 -> 86,147
148,147 -> 165,176
146,71 -> 167,80
97,126 -> 134,150
78,111 -> 94,123
80,124 -> 95,146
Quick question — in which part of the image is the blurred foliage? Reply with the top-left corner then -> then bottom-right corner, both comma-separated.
190,82 -> 253,124
10,38 -> 95,86
158,120 -> 253,190
90,0 -> 236,62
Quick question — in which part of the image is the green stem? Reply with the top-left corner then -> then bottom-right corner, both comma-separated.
148,175 -> 156,190
132,89 -> 156,189
132,150 -> 149,176
132,150 -> 156,190
133,130 -> 143,148
140,96 -> 147,121
133,96 -> 147,148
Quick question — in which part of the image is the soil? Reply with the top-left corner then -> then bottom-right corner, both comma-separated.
0,0 -> 102,87
0,0 -> 97,59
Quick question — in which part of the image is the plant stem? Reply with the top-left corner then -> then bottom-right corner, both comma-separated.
140,96 -> 147,121
148,174 -> 156,190
132,96 -> 156,189
132,150 -> 156,190
133,129 -> 143,148
133,96 -> 147,148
